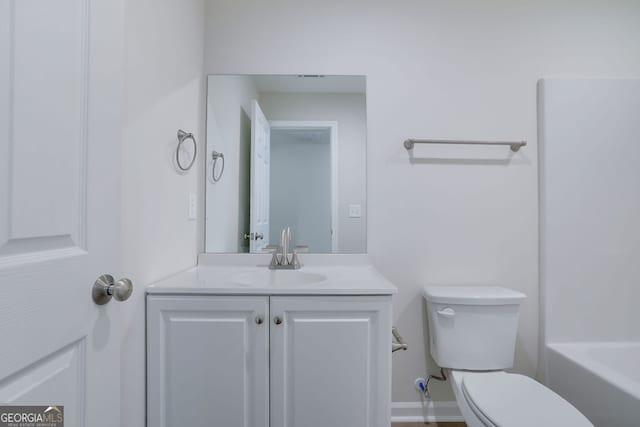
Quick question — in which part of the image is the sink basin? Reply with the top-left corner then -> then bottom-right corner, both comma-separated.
231,270 -> 327,287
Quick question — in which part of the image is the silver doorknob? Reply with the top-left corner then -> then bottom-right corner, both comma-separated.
92,274 -> 133,305
274,316 -> 282,325
255,316 -> 264,325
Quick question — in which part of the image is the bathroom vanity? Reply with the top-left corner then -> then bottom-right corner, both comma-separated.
146,255 -> 396,427
145,74 -> 394,426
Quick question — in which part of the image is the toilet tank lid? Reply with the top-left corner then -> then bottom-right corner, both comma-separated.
423,286 -> 526,305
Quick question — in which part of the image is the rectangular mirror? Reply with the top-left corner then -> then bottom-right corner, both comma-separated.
205,75 -> 367,253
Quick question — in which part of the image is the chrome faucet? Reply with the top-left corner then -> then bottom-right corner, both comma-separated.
281,227 -> 290,265
264,227 -> 308,270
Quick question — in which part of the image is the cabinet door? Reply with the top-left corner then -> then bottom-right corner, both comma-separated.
270,296 -> 392,427
147,296 -> 269,427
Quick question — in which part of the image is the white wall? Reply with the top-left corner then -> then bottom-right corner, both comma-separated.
539,79 -> 640,345
120,0 -> 205,426
270,130 -> 332,252
204,0 -> 640,411
259,92 -> 367,253
205,75 -> 258,252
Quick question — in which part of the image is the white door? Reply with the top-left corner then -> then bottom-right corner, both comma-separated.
147,296 -> 269,427
0,1 -> 125,426
250,99 -> 270,253
270,296 -> 392,427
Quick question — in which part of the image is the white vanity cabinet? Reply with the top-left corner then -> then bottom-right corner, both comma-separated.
147,294 -> 392,427
146,296 -> 270,427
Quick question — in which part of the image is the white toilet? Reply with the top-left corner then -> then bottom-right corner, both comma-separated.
423,286 -> 593,427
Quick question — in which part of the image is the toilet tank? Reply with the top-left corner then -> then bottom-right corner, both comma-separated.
423,286 -> 526,370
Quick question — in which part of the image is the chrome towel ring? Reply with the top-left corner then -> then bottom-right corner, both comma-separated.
209,150 -> 225,182
176,129 -> 197,172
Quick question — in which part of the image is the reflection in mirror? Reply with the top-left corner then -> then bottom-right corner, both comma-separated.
205,75 -> 366,254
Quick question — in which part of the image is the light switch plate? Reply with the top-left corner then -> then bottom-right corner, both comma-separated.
348,204 -> 362,218
188,193 -> 197,221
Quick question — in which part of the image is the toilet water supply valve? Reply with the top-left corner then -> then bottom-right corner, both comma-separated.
415,368 -> 447,398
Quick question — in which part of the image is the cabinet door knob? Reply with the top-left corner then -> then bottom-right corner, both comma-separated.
273,316 -> 282,325
255,315 -> 264,325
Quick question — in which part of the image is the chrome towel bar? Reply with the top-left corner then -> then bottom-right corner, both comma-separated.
404,138 -> 527,152
392,326 -> 408,353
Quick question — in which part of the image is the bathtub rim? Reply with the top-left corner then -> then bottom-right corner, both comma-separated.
546,341 -> 640,402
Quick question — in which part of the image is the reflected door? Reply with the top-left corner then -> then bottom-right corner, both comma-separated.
249,100 -> 270,253
0,1 -> 125,425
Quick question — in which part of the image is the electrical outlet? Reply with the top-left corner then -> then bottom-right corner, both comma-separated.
348,204 -> 362,218
188,193 -> 197,221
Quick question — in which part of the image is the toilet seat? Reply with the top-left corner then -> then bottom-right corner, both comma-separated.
461,371 -> 593,427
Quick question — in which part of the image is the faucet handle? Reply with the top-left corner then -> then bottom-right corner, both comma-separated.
263,245 -> 281,268
290,245 -> 308,270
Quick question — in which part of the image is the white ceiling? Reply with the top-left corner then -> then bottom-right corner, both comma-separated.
251,75 -> 365,94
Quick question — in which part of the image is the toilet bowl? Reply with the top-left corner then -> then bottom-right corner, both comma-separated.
424,286 -> 593,427
449,370 -> 592,427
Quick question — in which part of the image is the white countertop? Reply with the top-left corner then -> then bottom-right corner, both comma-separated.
146,254 -> 397,296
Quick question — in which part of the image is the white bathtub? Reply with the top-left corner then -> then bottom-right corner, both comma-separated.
545,342 -> 640,427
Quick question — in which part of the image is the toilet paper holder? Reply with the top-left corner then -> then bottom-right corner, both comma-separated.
392,326 -> 408,353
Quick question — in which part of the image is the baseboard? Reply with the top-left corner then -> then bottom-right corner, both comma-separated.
391,401 -> 464,423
